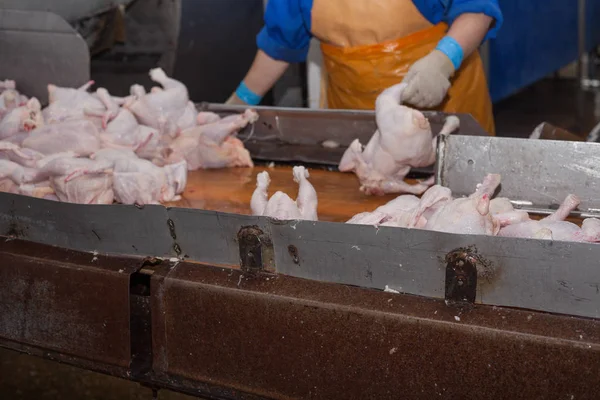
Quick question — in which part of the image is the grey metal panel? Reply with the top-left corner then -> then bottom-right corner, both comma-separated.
0,10 -> 90,103
0,192 -> 172,258
202,103 -> 489,168
268,219 -> 600,319
0,0 -> 133,22
269,220 -> 445,298
167,208 -> 270,265
437,135 -> 600,213
0,191 -> 599,319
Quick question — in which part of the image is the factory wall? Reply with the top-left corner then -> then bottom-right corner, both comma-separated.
488,0 -> 600,103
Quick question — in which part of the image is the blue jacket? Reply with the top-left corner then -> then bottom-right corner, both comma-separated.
257,0 -> 503,63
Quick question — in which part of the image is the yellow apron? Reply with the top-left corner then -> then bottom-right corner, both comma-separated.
311,0 -> 496,135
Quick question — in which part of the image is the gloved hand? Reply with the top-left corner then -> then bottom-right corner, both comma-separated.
402,50 -> 456,109
225,92 -> 247,105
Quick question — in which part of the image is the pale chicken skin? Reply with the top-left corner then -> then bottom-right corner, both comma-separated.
0,73 -> 258,205
499,195 -> 600,242
125,68 -> 195,137
0,98 -> 44,139
416,174 -> 502,235
338,82 -> 460,196
43,82 -> 120,128
23,119 -> 101,156
251,166 -> 318,221
347,194 -> 424,228
165,109 -> 257,169
93,149 -> 187,204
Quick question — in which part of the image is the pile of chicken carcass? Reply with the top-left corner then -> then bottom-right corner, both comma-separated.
250,82 -> 600,244
0,69 -> 257,205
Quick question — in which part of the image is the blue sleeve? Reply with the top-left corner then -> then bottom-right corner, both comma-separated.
413,0 -> 503,42
256,0 -> 313,63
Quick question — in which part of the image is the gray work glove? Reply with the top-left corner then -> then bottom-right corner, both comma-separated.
402,50 -> 456,109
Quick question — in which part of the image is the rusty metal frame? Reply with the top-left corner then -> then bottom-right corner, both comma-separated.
1,237 -> 599,399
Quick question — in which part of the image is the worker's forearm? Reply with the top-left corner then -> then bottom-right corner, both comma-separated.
447,13 -> 493,58
226,50 -> 289,105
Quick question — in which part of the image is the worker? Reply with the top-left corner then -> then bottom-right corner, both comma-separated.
226,0 -> 502,135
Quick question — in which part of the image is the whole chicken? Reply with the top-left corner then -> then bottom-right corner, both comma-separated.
93,149 -> 186,204
99,108 -> 160,158
338,82 -> 460,195
164,109 -> 257,169
251,166 -> 318,221
0,141 -> 43,168
125,68 -> 195,137
43,81 -> 119,128
499,194 -> 600,242
347,194 -> 425,227
489,197 -> 531,227
414,174 -> 502,235
0,98 -> 44,139
23,119 -> 101,156
28,152 -> 114,204
0,159 -> 37,185
35,152 -> 113,183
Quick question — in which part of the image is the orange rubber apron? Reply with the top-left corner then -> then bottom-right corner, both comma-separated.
311,0 -> 496,135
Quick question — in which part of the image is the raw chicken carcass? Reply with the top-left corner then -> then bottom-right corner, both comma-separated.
35,153 -> 113,183
32,152 -> 114,204
489,197 -> 531,227
339,82 -> 460,196
499,194 -> 600,242
197,111 -> 222,125
164,109 -> 257,169
99,109 -> 161,158
0,98 -> 44,139
23,119 -> 101,156
43,81 -> 119,128
251,166 -> 318,221
125,68 -> 195,137
93,149 -> 186,204
52,173 -> 114,205
0,159 -> 37,185
415,174 -> 502,235
347,194 -> 426,228
0,141 -> 43,168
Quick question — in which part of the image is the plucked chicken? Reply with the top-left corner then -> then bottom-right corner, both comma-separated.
164,109 -> 257,169
499,194 -> 600,242
251,166 -> 318,221
339,82 -> 460,196
0,69 -> 257,205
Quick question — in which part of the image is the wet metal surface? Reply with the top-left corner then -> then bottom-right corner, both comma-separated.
151,262 -> 600,399
168,166 -> 399,223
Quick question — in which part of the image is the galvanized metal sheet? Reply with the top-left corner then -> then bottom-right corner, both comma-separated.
0,192 -> 173,258
167,208 -> 269,265
1,193 -> 599,319
0,10 -> 90,103
268,219 -> 600,319
200,103 -> 489,170
437,134 -> 600,213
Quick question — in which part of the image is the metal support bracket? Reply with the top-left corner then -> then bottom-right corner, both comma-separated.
445,248 -> 478,306
237,226 -> 275,273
